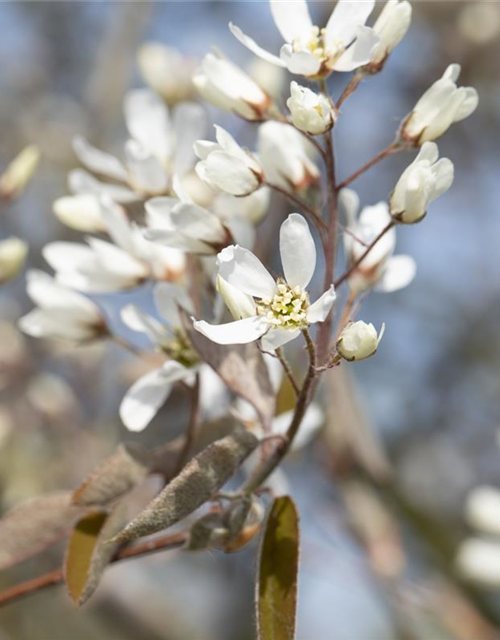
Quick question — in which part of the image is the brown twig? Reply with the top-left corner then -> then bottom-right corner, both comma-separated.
336,142 -> 402,191
336,74 -> 363,110
334,221 -> 395,288
315,100 -> 338,366
265,181 -> 327,235
275,347 -> 299,397
0,530 -> 187,609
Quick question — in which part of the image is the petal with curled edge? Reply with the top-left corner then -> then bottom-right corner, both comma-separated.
192,315 -> 268,345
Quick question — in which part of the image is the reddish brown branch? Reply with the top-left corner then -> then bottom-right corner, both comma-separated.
0,530 -> 187,609
336,142 -> 402,191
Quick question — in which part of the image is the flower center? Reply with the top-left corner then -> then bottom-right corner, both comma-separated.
162,329 -> 199,368
294,26 -> 325,61
257,281 -> 309,330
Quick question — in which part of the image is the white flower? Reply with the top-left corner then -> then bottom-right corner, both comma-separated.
457,539 -> 500,588
0,145 -> 40,200
119,283 -> 227,432
138,43 -> 195,105
230,0 -> 379,78
0,238 -> 28,284
369,0 -> 412,67
145,197 -> 232,255
402,64 -> 479,144
19,270 -> 105,342
287,82 -> 334,135
212,187 -> 271,226
337,320 -> 385,361
258,121 -> 320,191
44,198 -> 185,292
390,142 -> 454,224
195,126 -> 263,197
67,89 -> 206,212
340,189 -> 416,293
193,214 -> 336,350
193,53 -> 271,121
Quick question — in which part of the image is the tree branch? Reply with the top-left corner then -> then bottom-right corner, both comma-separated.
336,142 -> 403,191
0,530 -> 187,609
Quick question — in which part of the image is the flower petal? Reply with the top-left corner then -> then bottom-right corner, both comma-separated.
197,152 -> 260,197
260,328 -> 301,351
229,23 -> 286,67
120,361 -> 189,432
124,89 -> 171,162
270,0 -> 313,43
125,140 -> 169,195
376,255 -> 416,293
306,285 -> 336,323
333,26 -> 380,72
280,45 -> 321,76
325,0 -> 375,44
280,213 -> 316,289
120,304 -> 167,343
73,136 -> 128,182
192,315 -> 268,345
217,244 -> 276,299
68,169 -> 137,203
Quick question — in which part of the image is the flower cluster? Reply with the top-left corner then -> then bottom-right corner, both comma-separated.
14,0 -> 477,434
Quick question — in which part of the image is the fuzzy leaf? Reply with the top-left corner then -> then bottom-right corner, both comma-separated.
72,444 -> 150,507
65,505 -> 128,606
111,428 -> 258,545
256,496 -> 300,640
182,312 -> 275,429
0,492 -> 83,571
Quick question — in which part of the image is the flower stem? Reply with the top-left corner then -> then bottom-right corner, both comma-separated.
243,330 -> 317,494
275,347 -> 299,397
266,181 -> 327,235
336,142 -> 402,191
334,221 -> 396,288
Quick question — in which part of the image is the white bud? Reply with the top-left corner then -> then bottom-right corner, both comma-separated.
216,275 -> 256,321
371,0 -> 412,66
258,121 -> 320,192
390,142 -> 454,224
193,53 -> 270,121
0,238 -> 28,284
0,146 -> 40,200
195,126 -> 262,197
137,43 -> 195,105
287,82 -> 334,136
337,321 -> 385,362
402,64 -> 478,144
457,538 -> 500,587
53,194 -> 105,232
464,487 -> 500,536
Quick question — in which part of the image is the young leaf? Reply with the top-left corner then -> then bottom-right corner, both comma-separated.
256,496 -> 300,640
182,312 -> 275,429
0,492 -> 83,571
111,428 -> 258,545
72,444 -> 150,507
65,504 -> 128,606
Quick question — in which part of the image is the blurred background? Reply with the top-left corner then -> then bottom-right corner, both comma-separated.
0,2 -> 499,639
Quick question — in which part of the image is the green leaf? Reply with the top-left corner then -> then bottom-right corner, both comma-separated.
65,504 -> 127,606
111,428 -> 258,545
256,496 -> 300,640
0,492 -> 83,571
